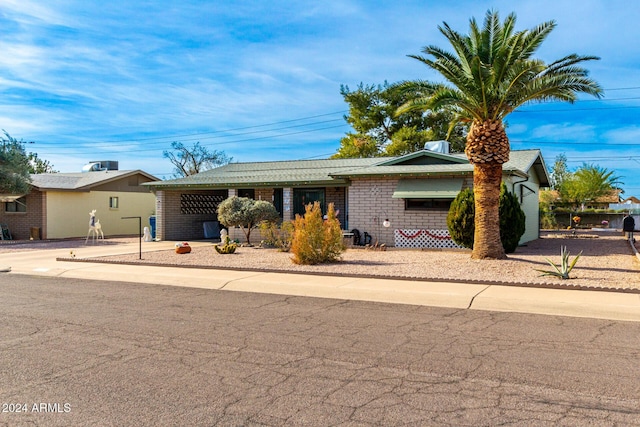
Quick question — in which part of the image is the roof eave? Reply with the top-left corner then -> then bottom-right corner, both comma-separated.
330,170 -> 474,179
146,179 -> 349,190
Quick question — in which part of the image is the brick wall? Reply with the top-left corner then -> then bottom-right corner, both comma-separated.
0,190 -> 45,240
157,189 -> 227,241
347,177 -> 473,247
326,187 -> 346,227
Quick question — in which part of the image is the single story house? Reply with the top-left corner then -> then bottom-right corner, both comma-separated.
0,162 -> 159,240
543,189 -> 622,210
144,147 -> 549,249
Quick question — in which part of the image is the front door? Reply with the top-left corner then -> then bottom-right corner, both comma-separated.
293,188 -> 325,217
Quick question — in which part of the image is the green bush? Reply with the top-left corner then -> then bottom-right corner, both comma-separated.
447,183 -> 527,253
290,202 -> 345,265
540,208 -> 558,230
499,183 -> 526,253
447,187 -> 475,249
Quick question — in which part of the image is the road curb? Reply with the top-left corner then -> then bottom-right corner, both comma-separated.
56,256 -> 640,295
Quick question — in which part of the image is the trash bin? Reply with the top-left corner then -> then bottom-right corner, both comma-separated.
149,216 -> 156,239
203,221 -> 220,239
30,227 -> 40,240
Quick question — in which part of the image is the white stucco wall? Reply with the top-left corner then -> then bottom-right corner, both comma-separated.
504,173 -> 541,245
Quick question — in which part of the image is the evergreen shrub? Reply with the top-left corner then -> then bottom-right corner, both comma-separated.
447,184 -> 527,253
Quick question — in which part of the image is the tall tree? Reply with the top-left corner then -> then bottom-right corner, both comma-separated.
332,82 -> 467,158
0,131 -> 31,194
28,152 -> 57,174
558,163 -> 622,209
163,141 -> 232,177
549,154 -> 570,191
398,10 -> 602,259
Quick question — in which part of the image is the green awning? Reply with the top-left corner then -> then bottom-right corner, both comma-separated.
392,178 -> 463,199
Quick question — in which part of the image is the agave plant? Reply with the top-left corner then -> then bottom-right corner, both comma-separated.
536,246 -> 582,279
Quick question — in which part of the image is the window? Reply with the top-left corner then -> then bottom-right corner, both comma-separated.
109,196 -> 119,209
405,198 -> 452,211
238,189 -> 255,199
5,196 -> 26,213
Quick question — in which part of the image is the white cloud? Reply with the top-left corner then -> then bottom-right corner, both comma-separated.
603,126 -> 640,143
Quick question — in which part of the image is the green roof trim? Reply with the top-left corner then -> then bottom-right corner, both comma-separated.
392,178 -> 463,199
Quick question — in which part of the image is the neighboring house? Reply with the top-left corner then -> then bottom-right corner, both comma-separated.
145,147 -> 549,249
621,196 -> 640,205
0,163 -> 159,240
610,196 -> 640,214
545,189 -> 622,210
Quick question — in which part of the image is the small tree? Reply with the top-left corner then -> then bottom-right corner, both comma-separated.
216,196 -> 279,245
447,184 -> 526,254
291,202 -> 345,265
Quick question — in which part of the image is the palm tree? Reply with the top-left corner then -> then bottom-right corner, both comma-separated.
560,164 -> 623,210
398,10 -> 602,259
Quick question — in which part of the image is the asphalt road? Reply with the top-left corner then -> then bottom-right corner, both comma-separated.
1,274 -> 639,426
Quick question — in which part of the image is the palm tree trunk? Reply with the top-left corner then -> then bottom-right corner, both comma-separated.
466,119 -> 509,260
471,163 -> 506,259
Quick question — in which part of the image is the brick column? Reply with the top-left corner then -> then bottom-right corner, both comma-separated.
155,191 -> 164,241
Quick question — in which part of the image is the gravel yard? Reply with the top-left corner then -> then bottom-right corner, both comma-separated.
26,230 -> 637,292
2,230 -> 638,291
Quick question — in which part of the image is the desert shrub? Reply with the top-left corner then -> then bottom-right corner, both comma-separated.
217,196 -> 279,245
259,220 -> 294,251
291,202 -> 345,265
447,187 -> 475,249
540,208 -> 558,230
447,184 -> 526,253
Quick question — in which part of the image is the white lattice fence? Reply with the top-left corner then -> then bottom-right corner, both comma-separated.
394,229 -> 465,249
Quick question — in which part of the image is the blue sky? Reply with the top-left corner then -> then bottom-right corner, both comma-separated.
1,0 -> 639,195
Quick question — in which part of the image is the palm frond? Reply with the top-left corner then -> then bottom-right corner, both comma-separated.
405,9 -> 602,123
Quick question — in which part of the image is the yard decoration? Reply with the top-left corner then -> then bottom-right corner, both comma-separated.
215,234 -> 237,254
573,216 -> 581,228
175,242 -> 191,254
535,246 -> 582,280
85,209 -> 104,244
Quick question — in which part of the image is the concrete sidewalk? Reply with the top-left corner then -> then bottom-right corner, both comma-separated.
2,240 -> 640,322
